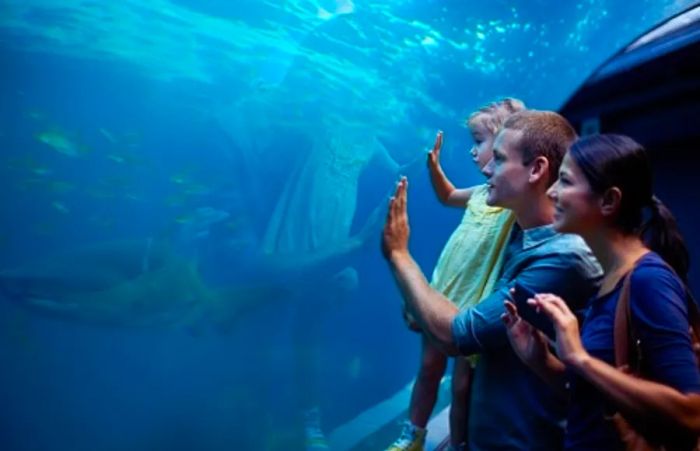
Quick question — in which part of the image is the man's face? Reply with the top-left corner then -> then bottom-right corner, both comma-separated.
482,128 -> 531,210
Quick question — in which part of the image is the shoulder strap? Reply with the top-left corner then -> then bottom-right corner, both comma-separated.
686,291 -> 700,334
613,260 -> 700,370
613,270 -> 634,369
686,291 -> 700,364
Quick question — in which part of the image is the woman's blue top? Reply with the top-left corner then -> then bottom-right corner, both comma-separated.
565,252 -> 700,450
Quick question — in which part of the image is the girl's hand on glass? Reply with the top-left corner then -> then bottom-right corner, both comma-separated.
427,130 -> 443,169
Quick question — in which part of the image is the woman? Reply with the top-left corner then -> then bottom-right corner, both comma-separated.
502,134 -> 700,450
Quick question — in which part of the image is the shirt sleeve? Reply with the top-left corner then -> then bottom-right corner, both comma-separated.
452,251 -> 599,355
630,263 -> 700,394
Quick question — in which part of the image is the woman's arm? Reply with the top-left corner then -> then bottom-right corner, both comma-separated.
427,131 -> 475,207
572,354 -> 700,432
533,293 -> 700,433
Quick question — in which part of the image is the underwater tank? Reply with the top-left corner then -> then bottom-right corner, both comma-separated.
0,1 -> 697,450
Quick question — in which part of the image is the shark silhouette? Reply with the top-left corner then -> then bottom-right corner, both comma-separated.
0,239 -> 229,328
0,217 -> 378,330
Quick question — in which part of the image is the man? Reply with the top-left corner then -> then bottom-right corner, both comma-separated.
382,111 -> 602,450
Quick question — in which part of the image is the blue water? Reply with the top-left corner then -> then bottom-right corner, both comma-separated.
0,1 -> 694,449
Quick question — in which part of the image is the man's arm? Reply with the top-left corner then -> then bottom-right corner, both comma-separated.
389,252 -> 460,354
453,252 -> 598,356
382,177 -> 461,354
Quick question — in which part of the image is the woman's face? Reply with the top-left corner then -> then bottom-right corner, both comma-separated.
547,152 -> 602,234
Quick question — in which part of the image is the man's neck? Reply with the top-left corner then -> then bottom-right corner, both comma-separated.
513,195 -> 555,230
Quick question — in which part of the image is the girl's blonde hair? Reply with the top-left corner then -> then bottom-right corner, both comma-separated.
467,97 -> 526,135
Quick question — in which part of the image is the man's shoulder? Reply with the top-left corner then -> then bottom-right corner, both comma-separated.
539,231 -> 591,256
536,232 -> 602,277
509,231 -> 602,303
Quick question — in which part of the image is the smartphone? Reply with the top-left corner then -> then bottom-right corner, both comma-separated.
511,281 -> 556,340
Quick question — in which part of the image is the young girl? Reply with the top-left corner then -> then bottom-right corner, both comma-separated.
388,98 -> 524,451
503,134 -> 700,450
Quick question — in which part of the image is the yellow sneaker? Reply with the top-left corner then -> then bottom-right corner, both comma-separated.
385,421 -> 426,451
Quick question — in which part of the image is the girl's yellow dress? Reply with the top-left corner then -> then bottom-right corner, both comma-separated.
430,184 -> 515,311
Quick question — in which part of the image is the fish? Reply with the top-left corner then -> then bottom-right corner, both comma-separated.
49,181 -> 76,194
6,155 -> 52,176
24,108 -> 46,121
347,356 -> 362,379
170,174 -> 190,185
36,129 -> 88,157
175,214 -> 195,224
182,184 -> 211,196
178,207 -> 231,241
51,201 -> 69,214
99,127 -> 117,144
31,166 -> 52,176
107,154 -> 126,163
106,151 -> 144,166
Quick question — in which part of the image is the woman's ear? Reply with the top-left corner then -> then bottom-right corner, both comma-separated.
528,156 -> 550,184
600,187 -> 622,217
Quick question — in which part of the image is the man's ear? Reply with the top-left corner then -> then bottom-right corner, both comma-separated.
528,156 -> 550,185
600,187 -> 622,217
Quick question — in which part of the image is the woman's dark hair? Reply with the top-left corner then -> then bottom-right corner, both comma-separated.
569,134 -> 690,281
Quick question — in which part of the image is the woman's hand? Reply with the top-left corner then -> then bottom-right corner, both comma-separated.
426,130 -> 443,169
530,293 -> 590,368
502,298 -> 549,366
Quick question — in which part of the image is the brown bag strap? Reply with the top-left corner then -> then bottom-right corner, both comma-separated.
613,270 -> 635,369
613,260 -> 700,370
686,291 -> 700,364
686,290 -> 700,337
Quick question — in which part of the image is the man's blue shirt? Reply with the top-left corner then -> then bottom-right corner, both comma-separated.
452,224 -> 602,450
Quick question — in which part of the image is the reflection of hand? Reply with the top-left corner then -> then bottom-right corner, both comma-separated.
381,177 -> 410,260
399,152 -> 425,179
356,196 -> 386,247
530,293 -> 589,367
502,297 -> 549,366
427,130 -> 443,169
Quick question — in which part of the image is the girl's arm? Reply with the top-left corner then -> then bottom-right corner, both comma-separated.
427,131 -> 475,207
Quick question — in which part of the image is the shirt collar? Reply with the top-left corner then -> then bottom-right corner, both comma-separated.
520,224 -> 557,250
